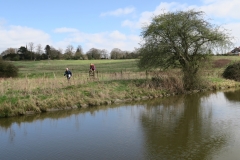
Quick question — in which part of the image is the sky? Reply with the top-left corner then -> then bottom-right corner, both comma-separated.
0,0 -> 240,54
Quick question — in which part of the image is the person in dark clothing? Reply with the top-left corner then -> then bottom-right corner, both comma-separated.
64,68 -> 72,80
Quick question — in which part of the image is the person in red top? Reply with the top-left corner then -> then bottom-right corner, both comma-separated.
89,63 -> 95,72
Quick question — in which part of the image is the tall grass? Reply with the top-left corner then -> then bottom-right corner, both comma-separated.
0,71 -> 148,96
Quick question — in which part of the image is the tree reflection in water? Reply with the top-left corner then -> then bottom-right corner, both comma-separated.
140,92 -> 229,160
224,88 -> 240,103
0,90 -> 233,159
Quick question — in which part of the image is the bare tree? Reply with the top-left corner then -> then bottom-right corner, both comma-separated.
64,45 -> 75,59
101,49 -> 109,59
58,48 -> 63,54
36,44 -> 43,55
28,42 -> 35,60
0,48 -> 17,57
65,45 -> 74,55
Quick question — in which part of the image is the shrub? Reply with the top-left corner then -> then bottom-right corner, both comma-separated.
222,62 -> 240,81
0,60 -> 18,78
147,71 -> 184,93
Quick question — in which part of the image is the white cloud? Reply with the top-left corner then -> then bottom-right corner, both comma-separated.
0,22 -> 140,53
85,32 -> 140,52
202,0 -> 217,3
223,23 -> 240,46
53,30 -> 140,52
0,18 -> 7,28
100,7 -> 135,17
199,0 -> 240,20
121,0 -> 240,47
54,27 -> 79,33
0,25 -> 51,53
121,20 -> 135,28
109,31 -> 126,40
121,2 -> 197,29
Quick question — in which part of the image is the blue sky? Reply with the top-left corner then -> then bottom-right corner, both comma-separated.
0,0 -> 239,54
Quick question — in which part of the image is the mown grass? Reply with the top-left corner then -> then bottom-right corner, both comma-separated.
12,59 -> 140,78
1,57 -> 240,118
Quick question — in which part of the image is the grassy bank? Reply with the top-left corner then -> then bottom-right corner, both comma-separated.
0,57 -> 240,118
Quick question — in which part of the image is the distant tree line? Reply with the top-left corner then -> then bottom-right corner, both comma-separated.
0,43 -> 140,61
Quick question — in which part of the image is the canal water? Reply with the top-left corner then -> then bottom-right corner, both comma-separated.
1,89 -> 240,160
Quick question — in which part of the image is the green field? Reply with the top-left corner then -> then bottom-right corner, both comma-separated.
1,56 -> 240,118
10,56 -> 240,77
11,59 -> 140,78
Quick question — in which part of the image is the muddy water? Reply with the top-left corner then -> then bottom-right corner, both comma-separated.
1,89 -> 240,160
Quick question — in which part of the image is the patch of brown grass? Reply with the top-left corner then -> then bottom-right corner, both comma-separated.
212,59 -> 231,68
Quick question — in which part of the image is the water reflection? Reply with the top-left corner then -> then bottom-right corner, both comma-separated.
224,88 -> 240,102
1,89 -> 240,160
0,103 -> 137,143
140,92 -> 228,160
0,105 -> 120,129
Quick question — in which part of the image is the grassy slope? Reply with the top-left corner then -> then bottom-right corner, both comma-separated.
1,57 -> 240,117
